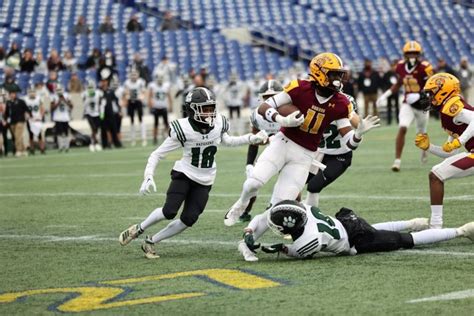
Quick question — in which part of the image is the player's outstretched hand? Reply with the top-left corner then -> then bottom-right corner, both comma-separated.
442,138 -> 461,153
249,130 -> 269,145
244,232 -> 261,253
139,175 -> 157,195
261,243 -> 285,253
415,133 -> 430,150
275,111 -> 305,127
355,115 -> 381,138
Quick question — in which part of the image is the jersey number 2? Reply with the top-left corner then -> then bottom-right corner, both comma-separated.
300,109 -> 325,134
191,146 -> 217,168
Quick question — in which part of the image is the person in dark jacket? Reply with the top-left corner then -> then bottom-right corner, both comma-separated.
382,60 -> 400,125
358,59 -> 382,116
99,77 -> 122,148
126,15 -> 144,32
5,90 -> 31,157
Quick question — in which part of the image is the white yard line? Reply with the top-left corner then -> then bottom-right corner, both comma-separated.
1,192 -> 473,201
407,289 -> 474,303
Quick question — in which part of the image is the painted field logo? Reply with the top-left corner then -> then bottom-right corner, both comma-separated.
0,269 -> 282,312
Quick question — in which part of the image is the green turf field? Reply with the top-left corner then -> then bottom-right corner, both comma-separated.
1,120 -> 473,315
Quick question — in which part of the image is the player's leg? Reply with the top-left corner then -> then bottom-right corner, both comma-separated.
137,101 -> 146,146
306,152 -> 352,207
429,153 -> 474,228
224,135 -> 287,226
128,101 -> 136,146
393,103 -> 414,171
238,210 -> 270,261
152,110 -> 158,145
119,170 -> 190,246
372,218 -> 429,232
161,109 -> 169,139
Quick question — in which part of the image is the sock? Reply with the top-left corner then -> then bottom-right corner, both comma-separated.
151,219 -> 188,243
247,211 -> 269,240
305,192 -> 319,207
130,124 -> 136,141
430,205 -> 443,228
140,207 -> 165,231
411,228 -> 457,245
141,122 -> 146,140
64,136 -> 70,149
372,220 -> 411,231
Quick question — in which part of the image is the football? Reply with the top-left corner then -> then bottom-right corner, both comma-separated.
277,104 -> 301,117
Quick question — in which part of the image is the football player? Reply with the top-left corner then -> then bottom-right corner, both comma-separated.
239,200 -> 474,261
415,73 -> 474,228
147,73 -> 172,144
119,87 -> 268,258
241,80 -> 284,222
82,81 -> 103,152
124,69 -> 147,146
50,85 -> 73,152
25,87 -> 45,154
224,52 -> 380,226
376,40 -> 434,172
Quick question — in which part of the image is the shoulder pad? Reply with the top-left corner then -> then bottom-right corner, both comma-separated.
170,120 -> 187,146
441,96 -> 464,117
283,79 -> 300,93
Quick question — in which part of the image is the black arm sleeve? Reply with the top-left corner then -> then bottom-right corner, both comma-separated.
246,144 -> 259,165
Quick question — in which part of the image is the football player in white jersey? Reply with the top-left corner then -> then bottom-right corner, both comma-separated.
82,81 -> 103,152
147,73 -> 172,144
239,200 -> 474,261
124,70 -> 147,146
305,93 -> 363,207
50,85 -> 73,152
25,87 -> 45,154
241,80 -> 283,222
119,87 -> 268,258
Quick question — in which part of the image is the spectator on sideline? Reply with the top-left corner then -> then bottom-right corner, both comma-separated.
457,57 -> 472,101
73,16 -> 91,35
160,11 -> 179,31
342,67 -> 357,97
6,42 -> 21,70
19,49 -> 38,73
46,71 -> 59,93
85,48 -> 102,69
34,51 -> 48,75
99,76 -> 122,148
126,15 -> 144,32
382,60 -> 400,125
99,16 -> 116,34
68,73 -> 83,93
5,89 -> 31,157
47,49 -> 65,72
0,46 -> 5,68
358,59 -> 381,116
63,50 -> 78,72
2,73 -> 21,93
131,53 -> 151,83
436,58 -> 457,76
0,90 -> 6,157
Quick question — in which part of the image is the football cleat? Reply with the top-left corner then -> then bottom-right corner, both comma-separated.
119,224 -> 142,246
224,200 -> 247,226
238,241 -> 258,262
141,236 -> 160,259
89,144 -> 95,152
95,144 -> 103,151
407,218 -> 429,231
391,159 -> 401,172
456,222 -> 474,241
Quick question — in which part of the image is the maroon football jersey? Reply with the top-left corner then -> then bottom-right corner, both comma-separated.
395,60 -> 433,99
438,97 -> 474,152
281,79 -> 352,151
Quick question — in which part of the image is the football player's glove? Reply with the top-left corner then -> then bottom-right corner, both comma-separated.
261,243 -> 285,254
249,130 -> 269,145
354,115 -> 381,139
442,138 -> 461,153
415,133 -> 430,150
275,111 -> 305,127
243,232 -> 260,253
139,175 -> 157,195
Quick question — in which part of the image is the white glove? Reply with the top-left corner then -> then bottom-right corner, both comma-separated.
139,175 -> 157,195
354,115 -> 381,139
245,164 -> 254,178
275,111 -> 305,127
376,90 -> 392,107
249,130 -> 269,145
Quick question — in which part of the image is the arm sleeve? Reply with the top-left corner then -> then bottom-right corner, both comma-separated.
221,132 -> 251,146
336,118 -> 351,129
427,136 -> 458,158
454,109 -> 474,145
265,91 -> 293,109
143,136 -> 182,178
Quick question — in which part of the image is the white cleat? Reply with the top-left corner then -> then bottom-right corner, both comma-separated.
408,218 -> 429,231
89,144 -> 96,152
238,241 -> 258,262
457,222 -> 474,241
119,224 -> 142,246
141,236 -> 160,259
391,159 -> 401,172
95,144 -> 103,151
224,200 -> 246,227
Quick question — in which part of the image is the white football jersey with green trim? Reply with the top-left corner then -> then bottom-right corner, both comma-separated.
25,96 -> 42,120
286,205 -> 353,258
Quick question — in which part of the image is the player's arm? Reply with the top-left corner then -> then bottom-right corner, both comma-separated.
416,134 -> 458,158
377,74 -> 402,106
454,109 -> 474,147
221,131 -> 268,146
338,112 -> 380,150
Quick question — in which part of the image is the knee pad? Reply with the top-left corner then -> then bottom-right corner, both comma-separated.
162,204 -> 179,220
180,209 -> 202,227
307,173 -> 324,193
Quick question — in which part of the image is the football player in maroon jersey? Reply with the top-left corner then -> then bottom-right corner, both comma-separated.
377,41 -> 434,171
415,73 -> 474,228
224,52 -> 380,227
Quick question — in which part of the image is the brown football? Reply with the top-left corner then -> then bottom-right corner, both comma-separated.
277,104 -> 301,117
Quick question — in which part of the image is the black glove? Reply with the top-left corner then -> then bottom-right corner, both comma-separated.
243,232 -> 260,253
261,243 -> 285,254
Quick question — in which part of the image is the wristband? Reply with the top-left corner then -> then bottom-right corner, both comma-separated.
264,107 -> 278,122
